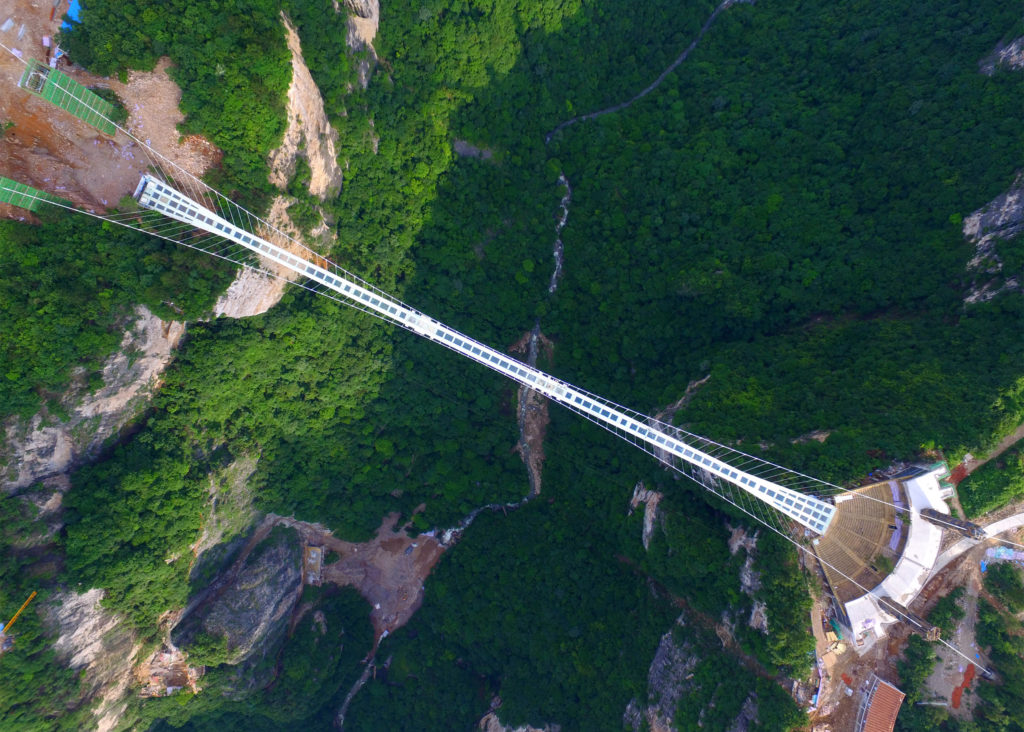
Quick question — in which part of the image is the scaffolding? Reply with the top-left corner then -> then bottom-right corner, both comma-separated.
18,59 -> 117,135
0,176 -> 71,212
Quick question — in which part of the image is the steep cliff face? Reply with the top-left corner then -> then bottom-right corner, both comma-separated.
212,11 -> 346,320
623,617 -> 699,732
172,526 -> 303,669
3,11 -> 355,485
2,307 -> 184,492
45,589 -> 140,732
267,14 -> 344,200
212,267 -> 290,320
980,35 -> 1024,74
962,171 -> 1024,304
965,39 -> 1024,304
344,0 -> 379,88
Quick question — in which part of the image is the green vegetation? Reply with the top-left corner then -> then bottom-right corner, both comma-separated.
745,532 -> 815,676
983,562 -> 1024,613
959,445 -> 1024,518
0,213 -> 232,419
347,443 -> 679,729
675,655 -> 803,732
3,0 -> 1024,728
186,632 -> 232,668
928,586 -> 966,637
974,599 -> 1024,731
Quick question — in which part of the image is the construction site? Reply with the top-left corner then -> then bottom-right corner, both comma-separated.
803,459 -> 1024,732
1,0 -> 218,221
3,2 -> 1024,731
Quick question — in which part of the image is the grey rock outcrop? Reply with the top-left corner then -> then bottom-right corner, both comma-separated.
963,172 -> 1024,304
173,526 -> 302,669
344,0 -> 377,19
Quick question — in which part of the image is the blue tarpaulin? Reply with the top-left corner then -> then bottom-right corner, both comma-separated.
61,0 -> 82,30
980,560 -> 988,572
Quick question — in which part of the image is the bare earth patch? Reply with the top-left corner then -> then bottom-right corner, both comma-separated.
319,513 -> 445,643
1,0 -> 217,214
204,512 -> 445,647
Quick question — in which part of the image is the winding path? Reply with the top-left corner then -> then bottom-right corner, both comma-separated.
544,0 -> 746,143
925,511 -> 1024,585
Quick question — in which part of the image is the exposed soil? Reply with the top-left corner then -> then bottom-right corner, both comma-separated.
922,559 -> 982,718
215,13 -> 346,319
319,513 -> 445,643
1,0 -> 217,216
135,646 -> 201,698
202,512 -> 445,646
109,58 -> 220,180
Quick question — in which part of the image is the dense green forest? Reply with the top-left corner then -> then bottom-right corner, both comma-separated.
0,214 -> 231,420
1,0 -> 1023,729
959,445 -> 1024,518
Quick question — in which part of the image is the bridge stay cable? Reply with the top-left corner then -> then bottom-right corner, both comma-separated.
0,60 -> 1003,670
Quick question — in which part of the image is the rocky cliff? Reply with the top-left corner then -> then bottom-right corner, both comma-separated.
1,306 -> 184,493
172,526 -> 303,672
